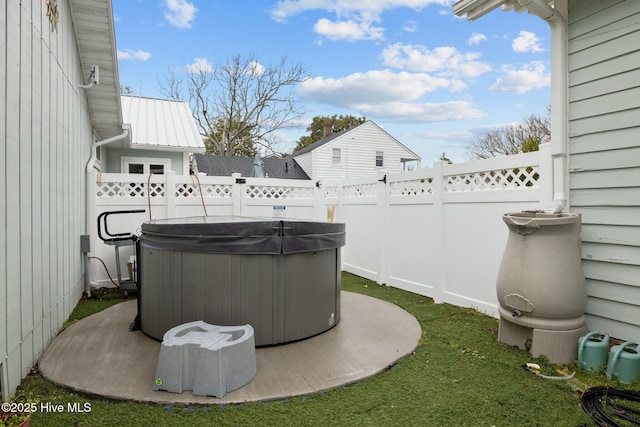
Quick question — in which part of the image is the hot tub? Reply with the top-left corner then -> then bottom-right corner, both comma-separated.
138,216 -> 346,346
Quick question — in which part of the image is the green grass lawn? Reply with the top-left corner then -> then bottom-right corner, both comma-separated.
13,272 -> 627,426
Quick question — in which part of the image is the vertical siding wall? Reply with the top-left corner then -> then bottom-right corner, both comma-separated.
568,0 -> 640,341
1,1 -> 92,398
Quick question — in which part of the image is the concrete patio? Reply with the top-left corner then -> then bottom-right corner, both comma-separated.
39,291 -> 421,405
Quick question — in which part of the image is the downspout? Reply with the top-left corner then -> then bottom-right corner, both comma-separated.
84,127 -> 130,296
519,0 -> 569,213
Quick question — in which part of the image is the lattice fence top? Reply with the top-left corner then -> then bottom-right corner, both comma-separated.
96,181 -> 166,198
342,182 -> 378,198
443,166 -> 539,192
176,183 -> 233,198
95,160 -> 542,203
323,185 -> 340,198
246,185 -> 314,200
390,178 -> 433,196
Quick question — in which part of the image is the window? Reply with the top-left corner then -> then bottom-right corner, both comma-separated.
149,163 -> 167,174
122,157 -> 171,175
332,148 -> 341,165
128,163 -> 144,174
376,151 -> 384,167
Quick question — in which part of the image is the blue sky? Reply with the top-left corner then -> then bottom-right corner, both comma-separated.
113,0 -> 551,165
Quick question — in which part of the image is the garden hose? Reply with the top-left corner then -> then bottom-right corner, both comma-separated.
580,386 -> 640,426
522,363 -> 576,380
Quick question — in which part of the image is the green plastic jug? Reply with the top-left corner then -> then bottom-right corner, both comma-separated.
578,331 -> 609,371
606,342 -> 640,384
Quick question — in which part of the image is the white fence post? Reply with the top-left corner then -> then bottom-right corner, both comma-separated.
313,180 -> 323,221
166,171 -> 176,219
431,161 -> 446,304
538,143 -> 553,209
231,173 -> 243,216
377,171 -> 389,285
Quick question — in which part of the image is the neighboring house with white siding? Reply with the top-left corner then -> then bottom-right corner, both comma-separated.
291,121 -> 421,180
102,95 -> 206,176
455,0 -> 640,342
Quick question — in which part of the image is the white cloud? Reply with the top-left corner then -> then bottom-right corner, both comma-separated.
117,49 -> 151,61
468,32 -> 486,45
164,0 -> 197,29
299,70 -> 453,104
269,0 -> 448,42
298,70 -> 485,123
247,61 -> 266,76
361,100 -> 486,123
512,31 -> 544,53
403,20 -> 417,33
490,61 -> 550,94
381,43 -> 491,78
185,57 -> 214,73
314,17 -> 385,41
269,0 -> 451,22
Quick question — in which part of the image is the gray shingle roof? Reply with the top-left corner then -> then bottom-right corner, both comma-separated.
193,154 -> 310,180
291,126 -> 353,157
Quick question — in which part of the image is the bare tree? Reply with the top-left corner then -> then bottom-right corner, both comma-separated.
466,108 -> 551,160
160,54 -> 309,156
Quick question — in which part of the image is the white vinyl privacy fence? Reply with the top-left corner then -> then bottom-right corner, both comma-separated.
90,144 -> 552,317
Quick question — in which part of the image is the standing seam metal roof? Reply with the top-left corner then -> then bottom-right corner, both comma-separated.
121,96 -> 206,153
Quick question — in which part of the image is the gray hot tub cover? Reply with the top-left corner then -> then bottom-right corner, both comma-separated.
140,216 -> 346,255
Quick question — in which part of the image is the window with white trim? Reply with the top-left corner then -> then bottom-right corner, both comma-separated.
332,148 -> 341,165
122,157 -> 171,175
375,151 -> 384,167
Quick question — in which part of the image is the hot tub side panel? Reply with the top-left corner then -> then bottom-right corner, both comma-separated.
276,249 -> 341,344
139,218 -> 345,345
139,247 -> 183,340
180,253 -> 275,344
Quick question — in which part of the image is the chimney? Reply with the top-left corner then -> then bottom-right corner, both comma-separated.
323,122 -> 333,138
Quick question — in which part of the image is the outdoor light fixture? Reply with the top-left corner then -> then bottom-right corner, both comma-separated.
79,64 -> 99,89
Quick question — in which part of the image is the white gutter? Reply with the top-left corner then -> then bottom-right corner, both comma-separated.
85,126 -> 130,175
517,0 -> 569,214
453,0 -> 570,214
84,126 -> 130,295
523,0 -> 571,214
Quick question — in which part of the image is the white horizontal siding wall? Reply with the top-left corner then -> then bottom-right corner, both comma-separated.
1,0 -> 93,398
314,122 -> 418,180
568,0 -> 640,341
293,152 -> 313,180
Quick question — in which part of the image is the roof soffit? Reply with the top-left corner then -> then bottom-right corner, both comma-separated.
69,0 -> 123,141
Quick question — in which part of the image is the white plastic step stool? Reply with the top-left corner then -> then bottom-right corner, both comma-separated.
153,321 -> 256,398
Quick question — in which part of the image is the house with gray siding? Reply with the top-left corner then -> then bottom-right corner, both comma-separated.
1,0 -> 130,398
292,121 -> 421,180
455,0 -> 640,342
567,0 -> 640,341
